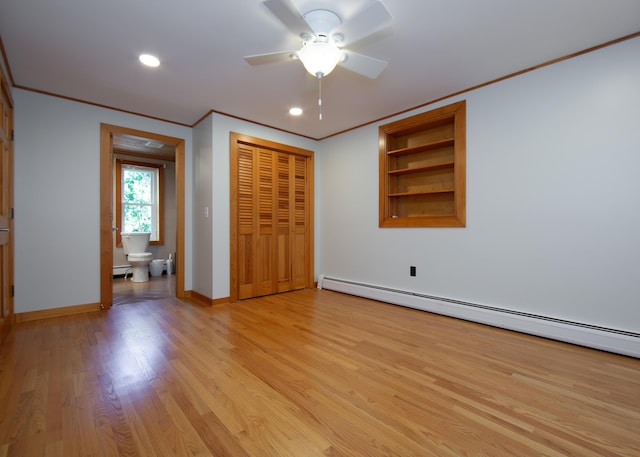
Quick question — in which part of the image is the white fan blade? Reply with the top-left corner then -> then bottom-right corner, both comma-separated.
339,50 -> 387,79
244,50 -> 297,65
332,0 -> 393,46
263,0 -> 312,36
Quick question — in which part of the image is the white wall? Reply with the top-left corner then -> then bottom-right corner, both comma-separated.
192,114 -> 213,298
13,89 -> 193,313
318,37 -> 640,334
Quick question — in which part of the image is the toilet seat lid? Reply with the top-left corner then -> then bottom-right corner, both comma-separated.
127,252 -> 152,260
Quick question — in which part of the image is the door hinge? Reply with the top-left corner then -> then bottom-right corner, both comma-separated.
9,208 -> 14,219
10,285 -> 14,298
10,130 -> 14,141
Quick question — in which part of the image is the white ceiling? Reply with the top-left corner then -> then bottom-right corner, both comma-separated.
1,0 -> 639,139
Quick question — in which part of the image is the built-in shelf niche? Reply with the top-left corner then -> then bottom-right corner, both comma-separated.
379,100 -> 466,227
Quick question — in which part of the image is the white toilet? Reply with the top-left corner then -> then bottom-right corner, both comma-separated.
121,232 -> 153,282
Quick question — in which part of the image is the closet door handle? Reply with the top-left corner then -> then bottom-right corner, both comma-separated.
0,228 -> 9,232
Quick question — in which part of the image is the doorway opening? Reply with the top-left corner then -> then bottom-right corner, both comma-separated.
100,124 -> 185,309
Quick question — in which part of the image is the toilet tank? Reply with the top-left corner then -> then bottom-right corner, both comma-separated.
121,232 -> 151,254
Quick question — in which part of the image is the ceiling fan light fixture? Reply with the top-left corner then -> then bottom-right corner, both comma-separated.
297,42 -> 342,78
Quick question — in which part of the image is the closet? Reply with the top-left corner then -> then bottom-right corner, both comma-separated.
231,133 -> 314,301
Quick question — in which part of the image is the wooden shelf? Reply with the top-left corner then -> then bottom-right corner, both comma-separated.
388,189 -> 454,197
379,101 -> 466,228
388,161 -> 454,176
387,138 -> 455,157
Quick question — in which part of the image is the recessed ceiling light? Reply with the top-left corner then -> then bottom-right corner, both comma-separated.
289,107 -> 303,116
139,54 -> 160,67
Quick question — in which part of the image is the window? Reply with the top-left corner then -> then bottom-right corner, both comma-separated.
115,159 -> 164,245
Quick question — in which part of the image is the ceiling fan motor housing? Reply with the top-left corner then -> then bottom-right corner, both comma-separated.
302,9 -> 342,43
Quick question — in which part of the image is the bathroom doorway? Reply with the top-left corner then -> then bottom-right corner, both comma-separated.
100,124 -> 186,309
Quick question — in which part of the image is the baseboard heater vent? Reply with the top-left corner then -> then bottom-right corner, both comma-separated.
317,275 -> 639,358
113,265 -> 132,277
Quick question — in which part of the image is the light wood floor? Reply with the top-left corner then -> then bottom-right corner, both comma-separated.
113,274 -> 176,306
1,284 -> 639,456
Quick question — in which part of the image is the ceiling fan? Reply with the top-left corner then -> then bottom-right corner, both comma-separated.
244,0 -> 394,80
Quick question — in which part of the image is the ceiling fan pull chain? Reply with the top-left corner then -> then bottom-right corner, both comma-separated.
318,74 -> 323,120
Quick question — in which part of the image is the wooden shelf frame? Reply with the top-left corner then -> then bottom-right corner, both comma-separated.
379,101 -> 466,228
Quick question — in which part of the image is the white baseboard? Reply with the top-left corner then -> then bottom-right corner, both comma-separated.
318,275 -> 639,358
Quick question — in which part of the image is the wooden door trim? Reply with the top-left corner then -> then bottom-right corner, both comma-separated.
100,124 -> 186,310
230,132 -> 314,302
0,66 -> 14,346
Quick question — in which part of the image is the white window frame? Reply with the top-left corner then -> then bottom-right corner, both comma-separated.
115,159 -> 164,246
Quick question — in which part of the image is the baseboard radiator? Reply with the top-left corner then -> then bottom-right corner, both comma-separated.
317,275 -> 639,358
113,265 -> 132,277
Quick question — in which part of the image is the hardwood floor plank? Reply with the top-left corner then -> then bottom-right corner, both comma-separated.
1,280 -> 639,456
43,440 -> 63,457
123,381 -> 181,457
154,385 -> 212,456
97,373 -> 140,456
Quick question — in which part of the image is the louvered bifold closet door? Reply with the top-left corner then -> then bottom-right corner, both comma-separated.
237,145 -> 256,299
277,153 -> 293,292
236,142 -> 309,300
277,153 -> 308,292
292,155 -> 308,290
256,149 -> 277,296
237,146 -> 279,299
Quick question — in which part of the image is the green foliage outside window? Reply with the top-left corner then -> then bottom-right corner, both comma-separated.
122,167 -> 155,234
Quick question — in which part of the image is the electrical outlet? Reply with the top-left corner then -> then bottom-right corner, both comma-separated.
410,266 -> 416,276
